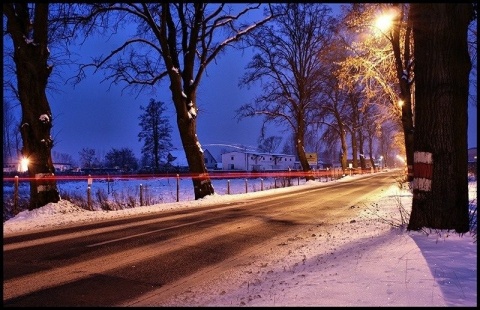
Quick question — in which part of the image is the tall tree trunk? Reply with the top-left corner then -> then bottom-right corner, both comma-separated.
350,129 -> 358,168
339,128 -> 348,174
169,71 -> 214,200
408,3 -> 472,233
391,3 -> 415,181
177,117 -> 214,200
4,3 -> 60,210
358,134 -> 366,169
295,118 -> 314,181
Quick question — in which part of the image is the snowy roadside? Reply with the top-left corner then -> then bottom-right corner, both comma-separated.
130,183 -> 465,307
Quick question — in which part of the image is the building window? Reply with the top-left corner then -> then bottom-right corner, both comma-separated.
231,156 -> 234,160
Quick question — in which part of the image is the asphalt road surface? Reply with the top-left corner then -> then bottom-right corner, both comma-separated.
3,170 -> 401,306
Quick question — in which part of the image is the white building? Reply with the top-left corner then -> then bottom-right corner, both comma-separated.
221,151 -> 296,171
204,149 -> 218,170
167,149 -> 219,170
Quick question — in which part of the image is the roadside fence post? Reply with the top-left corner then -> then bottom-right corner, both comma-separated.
245,179 -> 248,193
227,180 -> 230,194
13,175 -> 19,214
261,178 -> 263,191
139,184 -> 143,206
87,175 -> 93,210
145,184 -> 149,206
176,174 -> 180,202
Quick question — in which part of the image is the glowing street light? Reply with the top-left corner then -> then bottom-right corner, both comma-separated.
20,157 -> 29,172
375,14 -> 393,32
373,9 -> 398,37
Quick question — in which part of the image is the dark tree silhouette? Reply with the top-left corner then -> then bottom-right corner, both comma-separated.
408,3 -> 473,233
257,136 -> 282,154
3,3 -> 60,210
105,147 -> 138,172
138,99 -> 173,172
78,147 -> 98,169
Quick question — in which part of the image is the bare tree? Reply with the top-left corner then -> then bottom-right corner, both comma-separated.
257,135 -> 282,154
318,85 -> 350,173
3,3 -> 61,209
281,133 -> 296,157
342,87 -> 367,169
341,3 -> 415,181
236,3 -> 336,180
408,3 -> 473,233
71,3 -> 276,199
52,151 -> 76,166
313,29 -> 354,173
3,100 -> 22,163
78,147 -> 97,169
304,122 -> 325,159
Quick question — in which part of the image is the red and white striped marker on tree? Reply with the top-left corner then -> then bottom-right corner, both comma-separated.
412,151 -> 433,192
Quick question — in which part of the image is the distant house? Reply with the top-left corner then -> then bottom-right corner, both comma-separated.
3,162 -> 19,173
53,162 -> 72,172
167,150 -> 189,171
165,149 -> 219,171
221,151 -> 295,171
3,159 -> 72,174
204,149 -> 218,170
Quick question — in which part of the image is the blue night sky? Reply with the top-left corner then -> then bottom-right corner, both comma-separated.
49,38 -> 266,162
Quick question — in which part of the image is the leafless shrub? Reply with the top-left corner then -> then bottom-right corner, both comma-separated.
95,189 -> 115,211
2,196 -> 29,222
367,195 -> 414,231
112,187 -> 138,209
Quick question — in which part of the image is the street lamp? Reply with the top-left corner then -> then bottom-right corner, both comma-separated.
19,157 -> 29,172
373,9 -> 397,37
375,13 -> 394,33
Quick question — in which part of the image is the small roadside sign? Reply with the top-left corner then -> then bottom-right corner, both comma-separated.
306,153 -> 317,165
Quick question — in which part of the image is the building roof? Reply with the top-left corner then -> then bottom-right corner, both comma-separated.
222,150 -> 295,157
167,150 -> 189,167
